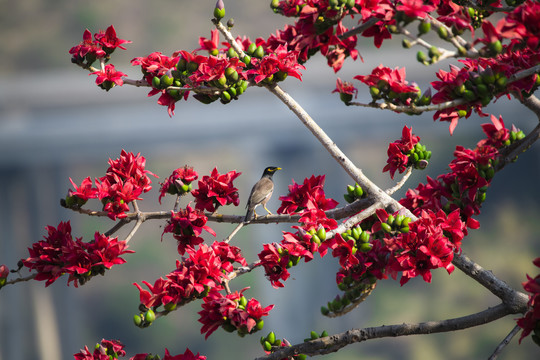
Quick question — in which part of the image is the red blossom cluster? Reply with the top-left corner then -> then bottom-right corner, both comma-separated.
75,339 -> 205,360
65,150 -> 157,220
22,221 -> 133,287
134,242 -> 246,309
69,25 -> 130,91
383,126 -> 421,179
517,257 -> 540,345
74,339 -> 126,360
162,205 -> 216,255
191,167 -> 241,213
381,209 -> 464,285
257,176 -> 338,288
198,288 -> 273,338
400,114 -> 515,234
159,166 -> 199,203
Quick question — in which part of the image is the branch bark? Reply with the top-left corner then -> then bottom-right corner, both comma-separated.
255,303 -> 515,360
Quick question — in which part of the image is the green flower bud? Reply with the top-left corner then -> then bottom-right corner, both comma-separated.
263,341 -> 272,351
256,319 -> 265,331
227,47 -> 238,58
488,40 -> 502,54
247,42 -> 257,55
321,306 -> 330,315
221,90 -> 231,103
359,231 -> 370,243
133,314 -> 143,327
400,226 -> 410,233
311,234 -> 321,245
152,76 -> 161,89
164,302 -> 177,312
176,58 -> 187,72
352,226 -> 361,241
354,185 -> 363,197
297,355 -> 308,360
381,223 -> 392,233
344,193 -> 354,203
267,331 -> 276,344
418,21 -> 431,34
160,73 -> 174,88
254,45 -> 265,58
310,331 -> 319,340
369,86 -> 381,98
187,61 -> 199,73
347,184 -> 355,195
437,26 -> 449,40
275,70 -> 288,82
242,55 -> 251,66
402,39 -> 412,48
359,243 -> 373,252
144,309 -> 156,324
416,51 -> 428,64
214,0 -> 226,20
317,227 -> 327,241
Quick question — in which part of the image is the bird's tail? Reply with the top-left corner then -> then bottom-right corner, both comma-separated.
244,208 -> 253,223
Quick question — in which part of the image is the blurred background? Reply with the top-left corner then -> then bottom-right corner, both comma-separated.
0,1 -> 539,359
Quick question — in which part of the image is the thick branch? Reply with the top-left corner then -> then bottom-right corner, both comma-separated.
255,303 -> 513,360
266,84 -> 409,216
452,252 -> 529,313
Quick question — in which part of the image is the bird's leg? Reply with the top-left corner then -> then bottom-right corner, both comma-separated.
263,205 -> 273,216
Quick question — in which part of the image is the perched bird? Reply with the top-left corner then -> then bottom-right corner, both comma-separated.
244,166 -> 281,223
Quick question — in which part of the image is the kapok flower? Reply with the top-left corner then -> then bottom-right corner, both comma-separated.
23,221 -> 133,287
90,64 -> 126,91
74,339 -> 126,360
198,288 -> 273,339
517,257 -> 540,344
333,78 -> 358,103
162,205 -> 216,255
191,168 -> 241,213
93,25 -> 131,53
159,166 -> 199,203
383,126 -> 420,179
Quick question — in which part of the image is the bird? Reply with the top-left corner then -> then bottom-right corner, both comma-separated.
244,166 -> 281,223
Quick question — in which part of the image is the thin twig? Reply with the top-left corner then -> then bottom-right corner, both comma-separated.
224,222 -> 244,243
488,325 -> 522,360
3,273 -> 37,287
386,166 -> 413,195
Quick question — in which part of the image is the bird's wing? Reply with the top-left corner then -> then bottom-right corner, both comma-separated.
247,178 -> 274,207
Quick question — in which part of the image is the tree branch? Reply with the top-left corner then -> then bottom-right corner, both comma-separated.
451,252 -> 529,313
265,83 -> 409,216
255,303 -> 513,360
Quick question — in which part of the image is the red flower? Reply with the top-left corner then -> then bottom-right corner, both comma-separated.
90,64 -> 126,91
332,78 -> 358,103
74,339 -> 126,360
134,243 -> 228,309
162,205 -> 216,255
517,257 -> 540,343
192,168 -> 241,213
197,29 -> 221,55
93,25 -> 131,53
23,222 -> 132,287
478,115 -> 510,149
198,288 -> 273,338
354,65 -> 418,95
278,175 -> 338,215
332,233 -> 360,269
383,126 -> 420,179
258,243 -> 291,288
159,166 -> 199,203
69,29 -> 106,61
396,0 -> 435,19
385,210 -> 456,286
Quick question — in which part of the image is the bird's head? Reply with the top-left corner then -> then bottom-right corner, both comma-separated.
263,166 -> 281,175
